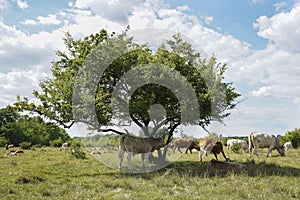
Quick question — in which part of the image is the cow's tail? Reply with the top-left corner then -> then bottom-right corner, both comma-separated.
248,132 -> 254,156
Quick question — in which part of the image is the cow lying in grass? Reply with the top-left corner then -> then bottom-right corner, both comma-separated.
119,133 -> 165,171
199,138 -> 228,162
207,159 -> 246,172
172,138 -> 200,154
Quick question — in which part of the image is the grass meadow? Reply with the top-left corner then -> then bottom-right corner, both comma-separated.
0,146 -> 299,200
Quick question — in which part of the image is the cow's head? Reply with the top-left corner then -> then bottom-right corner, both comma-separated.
151,137 -> 166,151
277,145 -> 285,156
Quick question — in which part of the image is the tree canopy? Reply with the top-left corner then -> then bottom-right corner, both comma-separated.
13,28 -> 240,143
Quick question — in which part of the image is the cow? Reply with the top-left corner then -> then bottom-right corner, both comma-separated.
199,138 -> 227,162
283,142 -> 293,151
248,132 -> 285,157
207,159 -> 246,172
61,143 -> 68,150
172,138 -> 200,154
226,139 -> 249,153
119,133 -> 166,171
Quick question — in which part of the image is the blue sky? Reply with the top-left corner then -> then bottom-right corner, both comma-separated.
1,0 -> 300,137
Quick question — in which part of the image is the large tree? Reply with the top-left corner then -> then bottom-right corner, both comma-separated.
14,29 -> 240,146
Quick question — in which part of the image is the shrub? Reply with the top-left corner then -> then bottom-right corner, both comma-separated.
231,142 -> 242,154
70,140 -> 86,159
49,138 -> 63,147
282,128 -> 300,148
19,141 -> 32,149
0,136 -> 9,147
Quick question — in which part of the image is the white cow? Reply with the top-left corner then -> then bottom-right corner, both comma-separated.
226,139 -> 249,153
61,142 -> 68,150
283,142 -> 293,150
248,132 -> 285,157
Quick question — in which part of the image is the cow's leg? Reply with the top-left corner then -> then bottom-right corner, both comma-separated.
221,150 -> 227,161
249,145 -> 253,157
199,150 -> 204,162
141,153 -> 146,170
213,152 -> 218,161
119,148 -> 125,169
177,148 -> 182,154
185,148 -> 190,154
254,146 -> 259,156
127,152 -> 133,171
267,146 -> 273,157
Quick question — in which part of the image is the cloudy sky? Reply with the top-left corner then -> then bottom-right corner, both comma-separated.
1,0 -> 300,137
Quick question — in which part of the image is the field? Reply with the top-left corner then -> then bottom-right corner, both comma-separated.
0,146 -> 299,200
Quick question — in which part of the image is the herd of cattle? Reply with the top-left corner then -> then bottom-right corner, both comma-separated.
118,131 -> 293,171
3,131 -> 294,172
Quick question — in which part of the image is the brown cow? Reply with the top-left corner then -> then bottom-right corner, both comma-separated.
172,138 -> 200,154
199,138 -> 227,162
119,134 -> 166,171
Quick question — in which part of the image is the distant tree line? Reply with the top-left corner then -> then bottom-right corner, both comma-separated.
280,128 -> 300,148
0,107 -> 70,148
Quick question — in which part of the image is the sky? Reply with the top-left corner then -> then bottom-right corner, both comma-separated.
1,0 -> 300,137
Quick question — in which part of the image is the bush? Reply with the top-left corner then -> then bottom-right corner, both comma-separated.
50,138 -> 63,147
0,136 -> 9,147
19,141 -> 32,149
70,140 -> 86,159
231,143 -> 242,154
282,128 -> 300,148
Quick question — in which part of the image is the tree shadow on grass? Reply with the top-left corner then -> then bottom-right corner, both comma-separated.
158,159 -> 300,178
101,157 -> 300,179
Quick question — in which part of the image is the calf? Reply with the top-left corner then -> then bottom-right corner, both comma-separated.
199,138 -> 227,162
172,138 -> 200,154
283,142 -> 292,151
248,132 -> 285,157
119,134 -> 165,171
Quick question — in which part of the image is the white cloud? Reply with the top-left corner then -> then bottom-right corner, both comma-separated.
250,0 -> 266,5
253,3 -> 300,52
251,86 -> 274,97
75,0 -> 144,24
21,14 -> 61,25
21,19 -> 37,25
176,5 -> 190,12
16,0 -> 28,10
0,0 -> 9,10
202,16 -> 213,25
273,2 -> 287,12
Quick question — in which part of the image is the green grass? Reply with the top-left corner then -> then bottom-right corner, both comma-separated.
0,147 -> 299,200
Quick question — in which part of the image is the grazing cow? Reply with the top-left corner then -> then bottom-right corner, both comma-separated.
248,132 -> 285,157
172,138 -> 200,154
283,142 -> 293,151
119,134 -> 166,171
226,139 -> 249,153
61,142 -> 68,150
207,159 -> 246,172
199,138 -> 227,162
